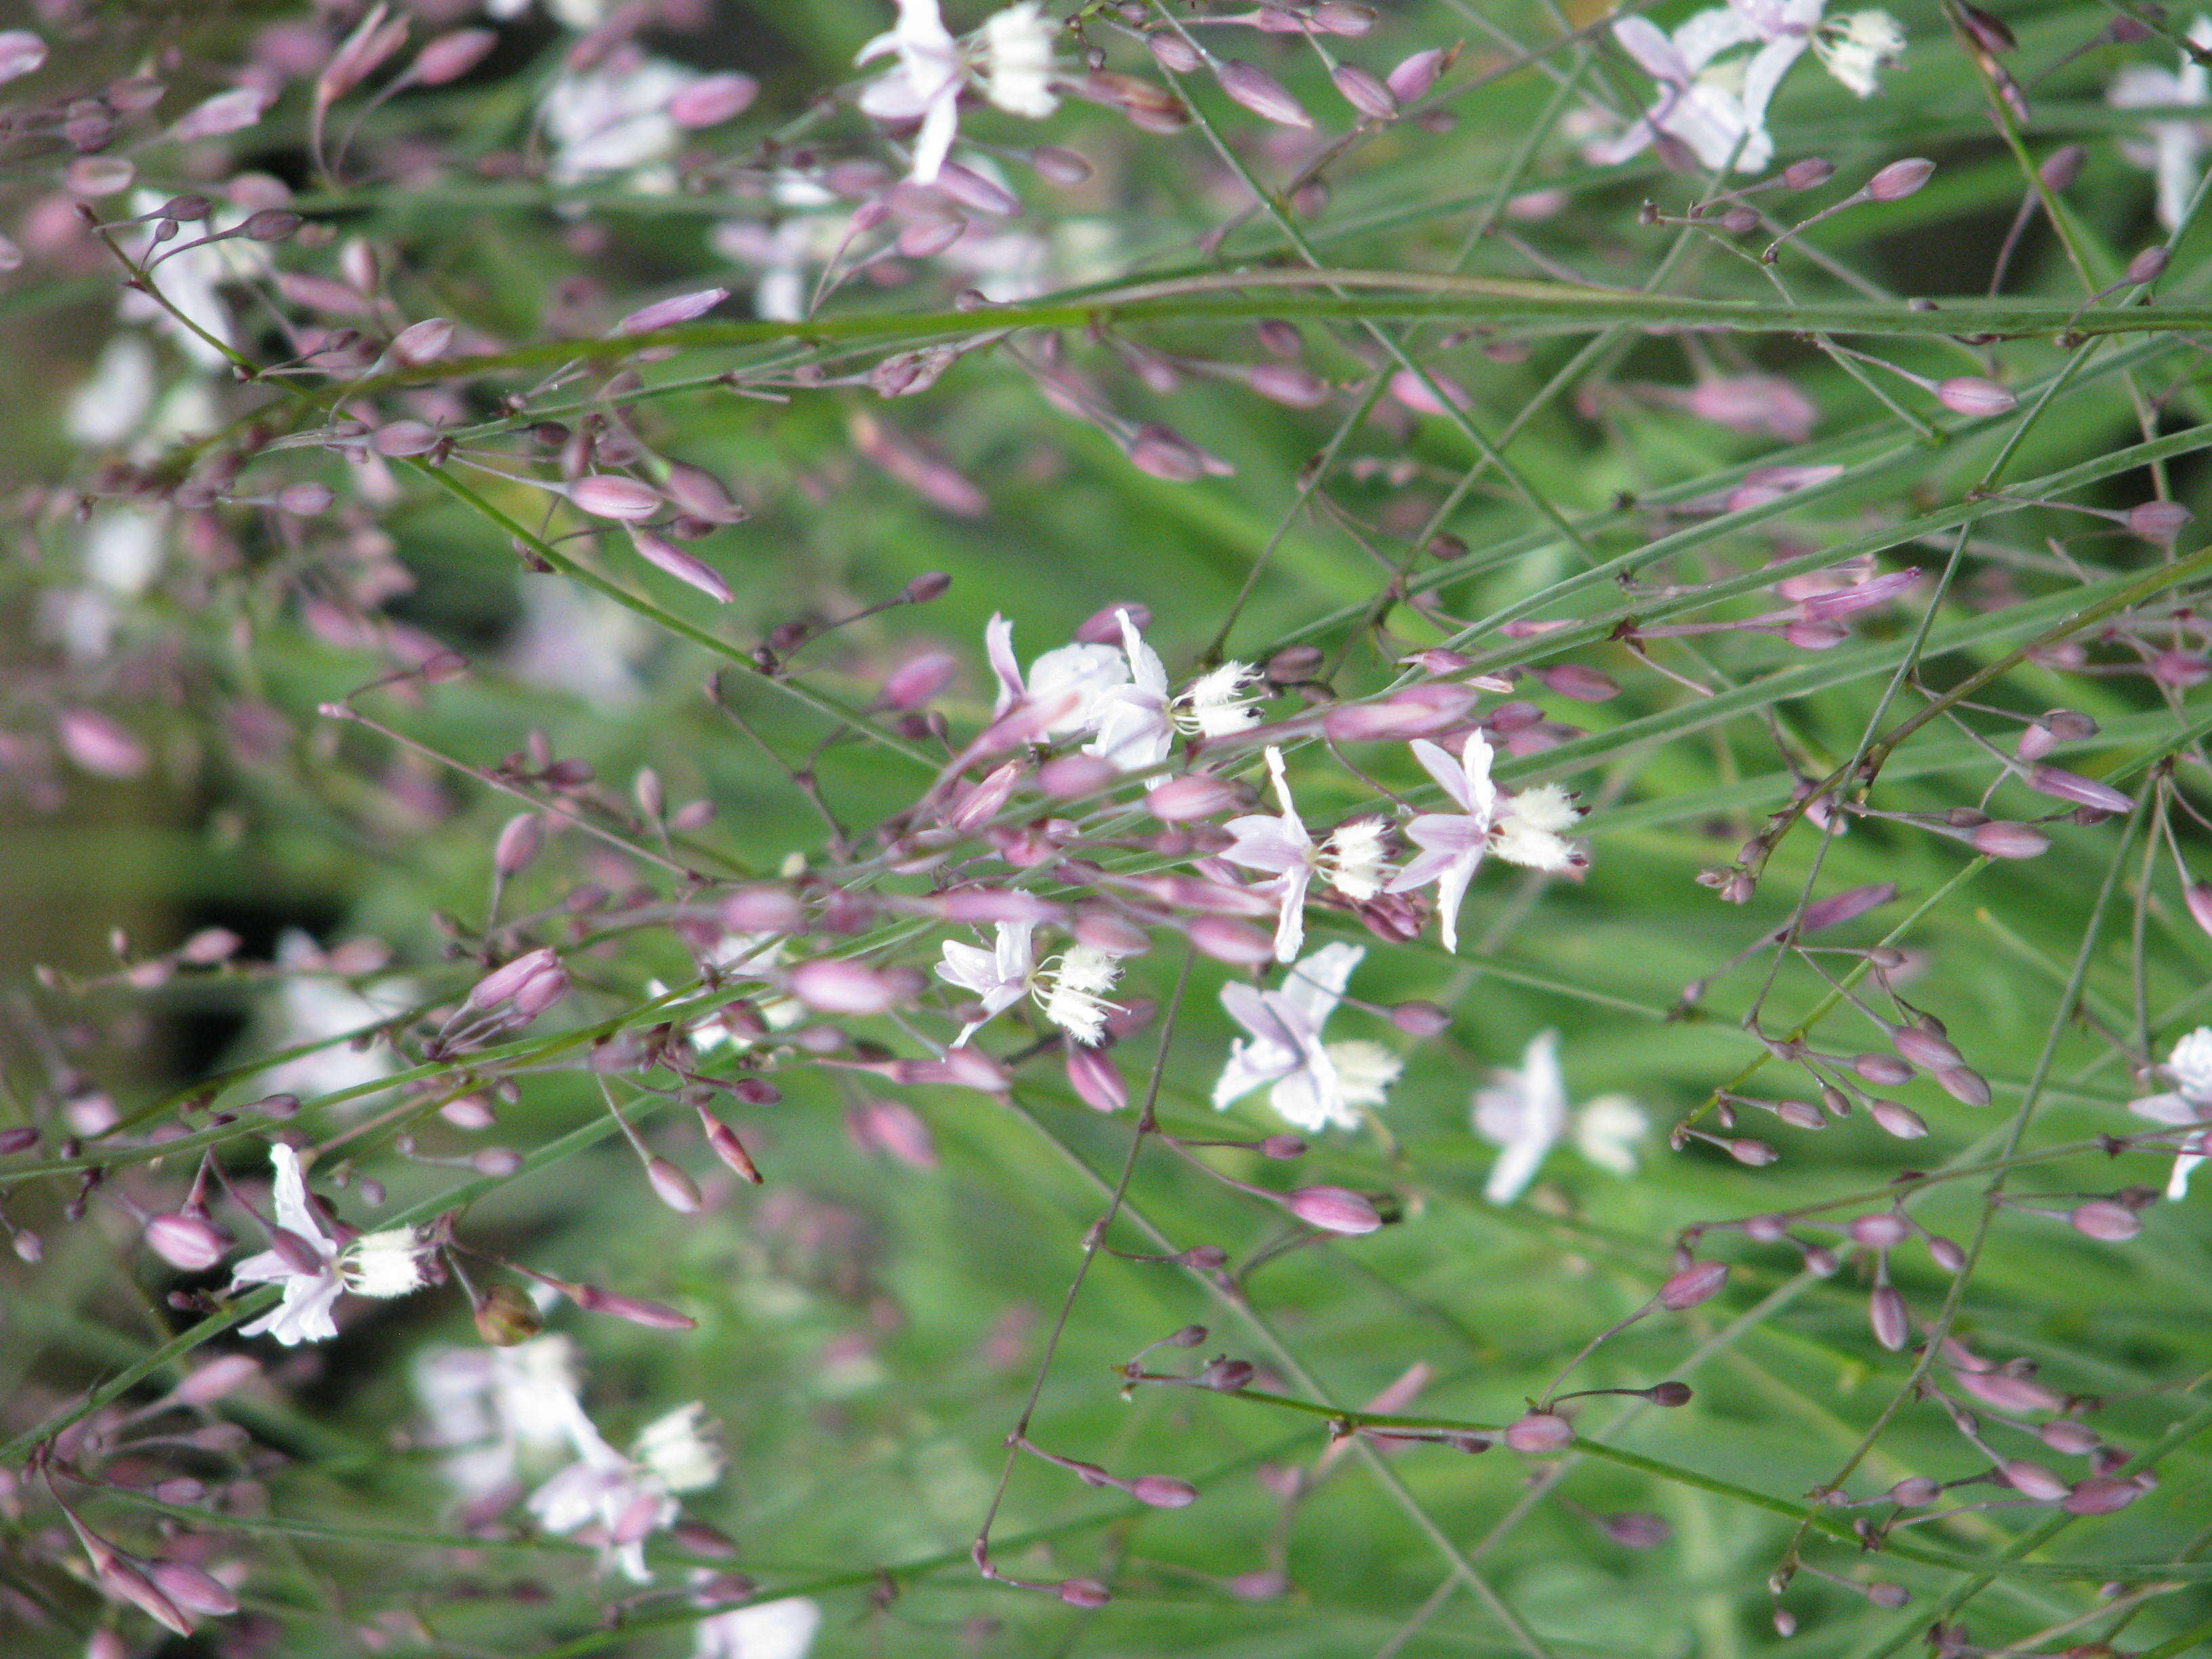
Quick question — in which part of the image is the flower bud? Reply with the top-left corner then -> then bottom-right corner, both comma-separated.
1851,1052 -> 1914,1086
1386,46 -> 1447,102
569,1283 -> 697,1330
2039,1419 -> 2099,1456
670,72 -> 759,127
1538,663 -> 1618,702
1389,1000 -> 1449,1037
2027,764 -> 2130,815
1029,145 -> 1092,184
275,480 -> 335,515
1971,821 -> 2050,859
1646,1380 -> 1693,1408
1331,64 -> 1397,119
1848,1213 -> 1908,1250
2061,1477 -> 2140,1515
1065,1043 -> 1128,1112
1057,1578 -> 1111,1607
1215,59 -> 1313,127
371,419 -> 441,457
1891,1026 -> 1963,1069
493,813 -> 542,876
647,1158 -> 704,1214
1602,1513 -> 1672,1548
2002,1459 -> 2069,1501
242,208 -> 302,241
1202,1357 -> 1255,1390
1503,1412 -> 1574,1453
1727,1138 -> 1778,1166
390,317 -> 454,367
2126,245 -> 2170,285
1658,1261 -> 1727,1309
2070,1200 -> 2139,1242
469,947 -> 559,1010
1129,1475 -> 1198,1508
1147,33 -> 1202,72
1933,1067 -> 1990,1107
788,958 -> 907,1015
511,964 -> 569,1015
1245,363 -> 1331,407
1925,1233 -> 1965,1271
473,1283 -> 544,1345
2128,499 -> 2192,542
1936,376 -> 2016,417
144,1212 -> 230,1271
570,475 -> 664,520
1868,1285 -> 1909,1351
2039,142 -> 2088,190
1188,915 -> 1276,965
148,1560 -> 237,1617
1890,1475 -> 1940,1505
0,29 -> 46,84
1259,1134 -> 1307,1160
720,886 -> 804,934
1147,773 -> 1239,821
174,1354 -> 260,1406
414,27 -> 498,85
1866,158 -> 1934,201
1285,1185 -> 1382,1234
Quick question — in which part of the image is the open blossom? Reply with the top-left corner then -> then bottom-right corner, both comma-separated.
985,613 -> 1128,741
858,0 -> 1061,184
1387,734 -> 1584,954
2111,16 -> 2212,231
935,920 -> 1036,1043
542,51 -> 702,188
1473,1031 -> 1649,1204
1088,608 -> 1264,771
228,1145 -> 430,1345
1214,942 -> 1401,1132
529,1395 -> 722,1581
1224,748 -> 1401,961
1036,943 -> 1124,1045
693,1597 -> 823,1659
414,1332 -> 586,1500
2130,1026 -> 2212,1197
1593,0 -> 1902,173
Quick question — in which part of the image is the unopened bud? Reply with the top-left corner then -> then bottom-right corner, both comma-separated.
1188,914 -> 1276,965
569,475 -> 664,520
1285,1185 -> 1382,1234
1258,1134 -> 1306,1160
647,1158 -> 703,1214
1215,59 -> 1313,127
1147,773 -> 1238,822
1783,157 -> 1835,189
144,1212 -> 230,1271
1891,1026 -> 1963,1069
1202,1356 -> 1254,1390
1129,1475 -> 1198,1508
1955,1 -> 2016,52
2039,143 -> 2088,190
174,1354 -> 260,1406
1849,1212 -> 1909,1250
1972,821 -> 2051,859
1385,46 -> 1448,102
1331,64 -> 1397,119
493,813 -> 542,876
242,208 -> 302,241
1057,1578 -> 1111,1607
148,1559 -> 237,1617
1646,1380 -> 1694,1407
2028,764 -> 2131,815
1658,1261 -> 1727,1309
1868,1285 -> 1910,1351
2070,1199 -> 2139,1241
2003,1458 -> 2070,1501
1933,1066 -> 1990,1107
1936,375 -> 2016,416
569,1283 -> 697,1329
1503,1412 -> 1574,1452
2125,245 -> 2170,285
1727,1138 -> 1779,1166
2061,1477 -> 2140,1515
2039,1419 -> 2100,1455
1866,158 -> 1935,201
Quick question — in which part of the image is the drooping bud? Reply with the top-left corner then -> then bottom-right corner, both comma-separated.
493,813 -> 543,876
1868,1285 -> 1910,1351
1284,1185 -> 1382,1234
647,1158 -> 704,1214
1385,46 -> 1448,103
1187,915 -> 1276,965
1065,1040 -> 1128,1113
2039,143 -> 2088,190
1868,1099 -> 1929,1139
1933,1066 -> 1991,1106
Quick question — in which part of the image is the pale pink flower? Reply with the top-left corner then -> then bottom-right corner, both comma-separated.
1386,734 -> 1584,953
228,1145 -> 430,1345
935,920 -> 1036,1043
984,613 -> 1128,741
1473,1031 -> 1647,1204
1213,943 -> 1401,1132
2130,1026 -> 2212,1197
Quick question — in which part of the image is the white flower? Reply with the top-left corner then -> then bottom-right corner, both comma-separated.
228,1145 -> 344,1345
984,613 -> 1128,740
980,1 -> 1061,117
1813,9 -> 1904,98
1323,818 -> 1393,902
529,1395 -> 718,1582
343,1226 -> 432,1298
935,920 -> 1036,1043
1086,610 -> 1265,773
66,334 -> 157,447
1473,1031 -> 1648,1203
414,1332 -> 586,1500
632,1403 -> 724,1494
2130,1026 -> 2212,1197
858,0 -> 964,184
1213,942 -> 1397,1132
1593,6 -> 1809,173
1036,943 -> 1123,1045
1386,736 -> 1584,954
510,579 -> 655,704
693,1597 -> 822,1659
1179,660 -> 1266,738
2112,17 -> 2212,231
541,52 -> 701,188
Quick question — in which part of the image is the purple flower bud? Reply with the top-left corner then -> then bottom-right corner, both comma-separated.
469,947 -> 559,1010
144,1212 -> 230,1271
1029,145 -> 1093,185
569,475 -> 664,520
947,760 -> 1024,833
1868,1286 -> 1910,1351
2127,499 -> 2192,542
659,461 -> 745,524
1312,1 -> 1377,33
0,1126 -> 36,1156
1935,376 -> 2016,417
2039,142 -> 2088,190
647,1158 -> 703,1214
1864,1582 -> 1909,1610
390,317 -> 454,366
569,1282 -> 696,1330
1214,58 -> 1313,127
148,1560 -> 237,1618
1125,424 -> 1226,482
1202,1356 -> 1255,1390
789,958 -> 910,1016
1866,158 -> 1935,201
370,419 -> 441,458
1390,1001 -> 1450,1037
493,813 -> 542,877
242,207 -> 303,242
615,287 -> 730,335
413,27 -> 498,85
1503,1412 -> 1574,1453
2061,1477 -> 2140,1515
1386,46 -> 1448,102
99,1559 -> 192,1637
629,530 -> 732,603
1066,1044 -> 1128,1113
1849,1213 -> 1910,1250
1934,1067 -> 1990,1107
1853,1052 -> 1914,1086
699,1113 -> 766,1183
1129,1475 -> 1198,1508
1183,1245 -> 1229,1270
2152,650 -> 2211,687
1727,1139 -> 1778,1166
1538,663 -> 1618,702
2070,1200 -> 2139,1241
1971,821 -> 2051,859
1800,882 -> 1898,933
2126,245 -> 2171,285
2187,881 -> 2212,940
1285,1185 -> 1382,1234
471,1147 -> 522,1176
1245,362 -> 1332,407
1956,1 -> 2017,51
0,29 -> 46,84
1891,1027 -> 1963,1069
1147,33 -> 1202,72
2028,764 -> 2131,815
1923,1233 -> 1966,1272
1057,1578 -> 1111,1607
1658,1261 -> 1728,1309
2003,1459 -> 2069,1501
2039,1420 -> 2099,1456
1147,773 -> 1239,821
1187,915 -> 1277,966
721,886 -> 803,934
2015,721 -> 2057,760
1890,1476 -> 1940,1505
1073,602 -> 1151,644
1602,1512 -> 1672,1548
58,710 -> 147,779
1646,1380 -> 1694,1407
669,72 -> 758,127
874,651 -> 956,714
1331,64 -> 1397,119
276,481 -> 335,515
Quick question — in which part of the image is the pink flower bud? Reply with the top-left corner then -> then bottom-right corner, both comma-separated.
615,287 -> 729,335
1538,664 -> 1617,702
1188,915 -> 1276,964
1386,46 -> 1447,102
1925,1234 -> 1965,1271
1125,424 -> 1227,481
99,1560 -> 192,1637
2061,1477 -> 2140,1515
2040,142 -> 2088,189
2128,499 -> 2192,541
935,161 -> 1021,217
1849,1213 -> 1909,1250
1066,1043 -> 1128,1112
390,318 -> 454,366
789,958 -> 909,1015
569,475 -> 664,520
1868,1099 -> 1929,1139
1853,1052 -> 1914,1086
669,72 -> 758,127
1245,363 -> 1332,407
173,85 -> 268,140
1799,882 -> 1898,933
1313,1 -> 1376,33
1955,1 -> 2016,52
1391,1001 -> 1450,1036
2027,764 -> 2131,815
1388,366 -> 1473,417
147,1560 -> 237,1618
1148,33 -> 1202,72
1215,59 -> 1313,127
1727,1139 -> 1778,1166
469,947 -> 559,1010
1953,1367 -> 2061,1412
1866,158 -> 1935,201
413,27 -> 497,85
174,1354 -> 260,1406
1868,1286 -> 1909,1351
2187,881 -> 2212,939
2039,1419 -> 2099,1455
661,461 -> 746,523
493,813 -> 542,876
2070,1199 -> 2139,1241
569,1283 -> 697,1330
1129,1475 -> 1198,1508
644,1157 -> 703,1214
1073,909 -> 1151,956
371,419 -> 441,457
2015,721 -> 2057,760
2125,245 -> 2170,285
1935,376 -> 2016,417
2002,1459 -> 2069,1502
876,651 -> 957,712
1331,64 -> 1397,119
1147,773 -> 1239,821
1971,821 -> 2050,859
627,529 -> 731,602
472,1147 -> 522,1176
58,709 -> 148,779
0,29 -> 45,84
1503,1412 -> 1574,1453
1933,1066 -> 1990,1106
1057,1579 -> 1111,1607
1286,1185 -> 1382,1234
720,886 -> 803,934
1658,1262 -> 1729,1312
2152,650 -> 2211,687
144,1212 -> 229,1271
1029,145 -> 1093,185
1889,1475 -> 1940,1506
1891,1027 -> 1963,1069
